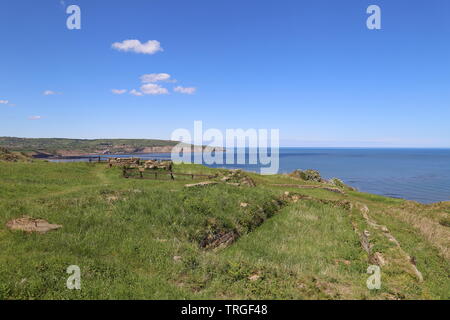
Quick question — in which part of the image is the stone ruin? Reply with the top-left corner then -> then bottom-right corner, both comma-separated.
220,169 -> 256,187
143,160 -> 173,171
108,157 -> 141,168
108,158 -> 174,171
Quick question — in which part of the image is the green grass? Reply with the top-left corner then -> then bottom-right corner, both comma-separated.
196,200 -> 370,299
0,161 -> 448,299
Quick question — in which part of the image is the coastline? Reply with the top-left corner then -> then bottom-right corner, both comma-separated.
15,147 -> 450,204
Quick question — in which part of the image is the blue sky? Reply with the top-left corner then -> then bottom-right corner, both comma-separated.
0,0 -> 449,147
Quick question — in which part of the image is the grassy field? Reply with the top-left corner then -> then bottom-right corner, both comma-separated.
0,161 -> 448,299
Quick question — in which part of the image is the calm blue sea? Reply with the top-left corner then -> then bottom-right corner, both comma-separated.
124,148 -> 450,204
273,148 -> 450,204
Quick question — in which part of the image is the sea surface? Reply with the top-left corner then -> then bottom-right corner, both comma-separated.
65,148 -> 450,204
272,148 -> 450,204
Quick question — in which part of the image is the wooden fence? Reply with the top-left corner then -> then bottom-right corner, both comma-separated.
88,156 -> 110,163
122,167 -> 217,181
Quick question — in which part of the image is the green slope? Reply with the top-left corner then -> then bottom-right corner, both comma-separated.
0,161 -> 448,299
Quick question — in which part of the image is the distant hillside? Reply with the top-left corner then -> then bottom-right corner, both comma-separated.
0,137 -> 181,158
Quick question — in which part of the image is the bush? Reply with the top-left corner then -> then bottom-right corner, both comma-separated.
290,169 -> 323,182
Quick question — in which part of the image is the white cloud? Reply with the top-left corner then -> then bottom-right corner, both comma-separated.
28,115 -> 42,120
140,73 -> 174,83
43,90 -> 61,96
111,89 -> 127,95
113,73 -> 193,97
0,100 -> 9,104
140,83 -> 169,95
112,40 -> 163,55
174,86 -> 197,95
129,89 -> 144,96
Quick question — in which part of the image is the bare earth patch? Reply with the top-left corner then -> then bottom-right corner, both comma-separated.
184,181 -> 218,188
6,216 -> 62,234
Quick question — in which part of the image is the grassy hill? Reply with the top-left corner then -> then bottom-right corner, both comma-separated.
0,161 -> 448,299
0,137 -> 180,157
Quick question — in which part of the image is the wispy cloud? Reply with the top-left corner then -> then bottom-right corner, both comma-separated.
113,73 -> 193,97
128,84 -> 169,96
111,89 -> 127,95
174,86 -> 197,94
0,100 -> 14,106
28,115 -> 42,120
129,89 -> 144,96
140,73 -> 175,83
140,83 -> 169,95
112,40 -> 163,55
43,90 -> 62,96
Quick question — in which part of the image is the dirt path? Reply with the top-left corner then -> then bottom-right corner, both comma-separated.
353,202 -> 424,282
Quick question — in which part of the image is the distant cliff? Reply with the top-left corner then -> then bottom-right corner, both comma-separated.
0,137 -> 222,158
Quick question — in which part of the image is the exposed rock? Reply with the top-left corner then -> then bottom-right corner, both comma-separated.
106,195 -> 120,203
6,217 -> 62,234
200,231 -> 238,249
371,252 -> 387,266
248,273 -> 261,281
220,170 -> 256,187
241,177 -> 256,187
355,202 -> 424,282
271,184 -> 345,194
185,181 -> 218,188
334,259 -> 351,266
